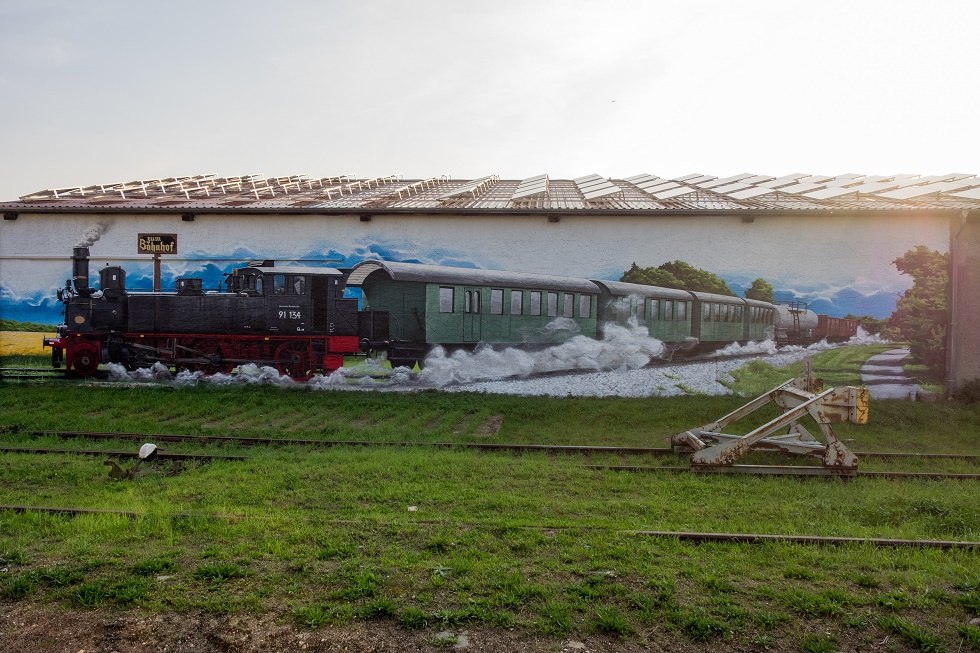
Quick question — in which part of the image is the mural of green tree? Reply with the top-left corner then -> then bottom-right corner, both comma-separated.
621,261 -> 734,295
745,278 -> 775,303
885,245 -> 948,376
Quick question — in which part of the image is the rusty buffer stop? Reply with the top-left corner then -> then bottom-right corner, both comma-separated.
672,359 -> 869,476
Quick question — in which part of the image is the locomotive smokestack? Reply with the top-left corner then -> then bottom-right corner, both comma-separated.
73,246 -> 93,296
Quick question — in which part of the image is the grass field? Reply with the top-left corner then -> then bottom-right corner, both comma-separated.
1,346 -> 978,650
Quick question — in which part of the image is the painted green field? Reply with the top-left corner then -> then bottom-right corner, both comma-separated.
1,347 -> 978,651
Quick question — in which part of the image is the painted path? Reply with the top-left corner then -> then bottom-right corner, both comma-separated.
860,347 -> 921,400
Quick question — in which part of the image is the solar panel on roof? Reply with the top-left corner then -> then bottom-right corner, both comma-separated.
738,175 -> 774,185
640,181 -> 680,193
793,175 -> 832,185
582,184 -> 622,199
698,174 -> 754,189
951,187 -> 980,200
653,186 -> 697,199
878,177 -> 980,200
823,173 -> 864,185
684,175 -> 717,185
803,186 -> 858,200
852,181 -> 903,195
435,175 -> 499,199
579,178 -> 612,190
776,182 -> 826,194
755,174 -> 809,188
512,174 -> 550,199
673,173 -> 703,182
624,174 -> 658,183
572,175 -> 622,199
711,182 -> 753,194
727,186 -> 777,199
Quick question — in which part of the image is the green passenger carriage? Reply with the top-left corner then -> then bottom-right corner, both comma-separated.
347,261 -> 600,367
591,280 -> 695,344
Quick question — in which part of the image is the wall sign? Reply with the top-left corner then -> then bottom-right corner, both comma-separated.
138,233 -> 177,255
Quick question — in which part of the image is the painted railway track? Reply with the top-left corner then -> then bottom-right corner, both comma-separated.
5,430 -> 977,480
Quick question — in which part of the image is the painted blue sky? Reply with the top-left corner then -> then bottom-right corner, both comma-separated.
3,248 -> 900,325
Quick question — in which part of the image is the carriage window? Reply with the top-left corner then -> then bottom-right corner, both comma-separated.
292,276 -> 306,295
563,293 -> 573,318
255,275 -> 263,294
637,298 -> 646,321
273,274 -> 287,295
465,290 -> 481,314
491,288 -> 503,314
579,295 -> 591,318
439,287 -> 454,313
703,303 -> 711,320
650,299 -> 660,321
511,290 -> 523,315
530,291 -> 542,316
677,301 -> 687,320
547,292 -> 558,317
664,300 -> 674,321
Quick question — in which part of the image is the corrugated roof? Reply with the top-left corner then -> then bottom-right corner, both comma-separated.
3,172 -> 979,214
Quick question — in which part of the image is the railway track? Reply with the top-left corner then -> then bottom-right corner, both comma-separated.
5,430 -> 976,480
0,445 -> 244,462
0,503 -> 974,549
19,429 -> 980,462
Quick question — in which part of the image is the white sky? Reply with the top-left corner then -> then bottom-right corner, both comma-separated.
1,0 -> 978,201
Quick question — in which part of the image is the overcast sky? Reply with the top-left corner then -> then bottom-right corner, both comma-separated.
1,0 -> 977,200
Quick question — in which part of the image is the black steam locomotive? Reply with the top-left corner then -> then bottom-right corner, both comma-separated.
45,247 -> 389,378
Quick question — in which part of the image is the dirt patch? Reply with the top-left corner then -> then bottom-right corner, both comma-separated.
0,602 -> 678,652
475,415 -> 504,437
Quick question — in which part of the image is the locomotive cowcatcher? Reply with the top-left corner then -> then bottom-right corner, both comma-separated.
44,247 -> 390,378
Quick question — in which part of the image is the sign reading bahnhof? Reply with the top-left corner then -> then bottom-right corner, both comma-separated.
138,233 -> 177,255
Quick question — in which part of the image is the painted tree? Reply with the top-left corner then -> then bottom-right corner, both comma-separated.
744,278 -> 775,303
622,261 -> 734,295
620,262 -> 683,288
885,245 -> 948,376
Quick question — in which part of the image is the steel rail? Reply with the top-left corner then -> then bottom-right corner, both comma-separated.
587,464 -> 980,481
0,504 -> 974,549
9,444 -> 973,479
0,445 -> 245,461
29,431 -> 677,455
25,430 -> 980,462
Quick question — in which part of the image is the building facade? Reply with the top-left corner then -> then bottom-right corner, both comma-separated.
1,172 -> 977,391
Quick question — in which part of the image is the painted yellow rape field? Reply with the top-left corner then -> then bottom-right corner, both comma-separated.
0,331 -> 56,356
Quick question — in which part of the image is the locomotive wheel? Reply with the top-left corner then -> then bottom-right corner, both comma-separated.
274,342 -> 311,379
71,342 -> 101,377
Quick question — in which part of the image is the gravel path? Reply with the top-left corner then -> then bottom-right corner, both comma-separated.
860,347 -> 921,399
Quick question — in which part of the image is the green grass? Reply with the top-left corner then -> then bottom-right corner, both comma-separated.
1,344 -> 979,648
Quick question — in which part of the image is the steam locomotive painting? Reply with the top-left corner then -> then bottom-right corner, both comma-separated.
44,247 -> 857,378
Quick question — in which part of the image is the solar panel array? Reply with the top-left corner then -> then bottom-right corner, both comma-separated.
6,171 -> 980,212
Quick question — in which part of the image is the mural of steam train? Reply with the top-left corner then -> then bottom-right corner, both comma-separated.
44,247 -> 858,378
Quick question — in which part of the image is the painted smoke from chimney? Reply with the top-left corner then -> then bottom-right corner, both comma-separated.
76,221 -> 109,247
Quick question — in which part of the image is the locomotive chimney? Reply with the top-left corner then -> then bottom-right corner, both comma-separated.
73,246 -> 93,296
